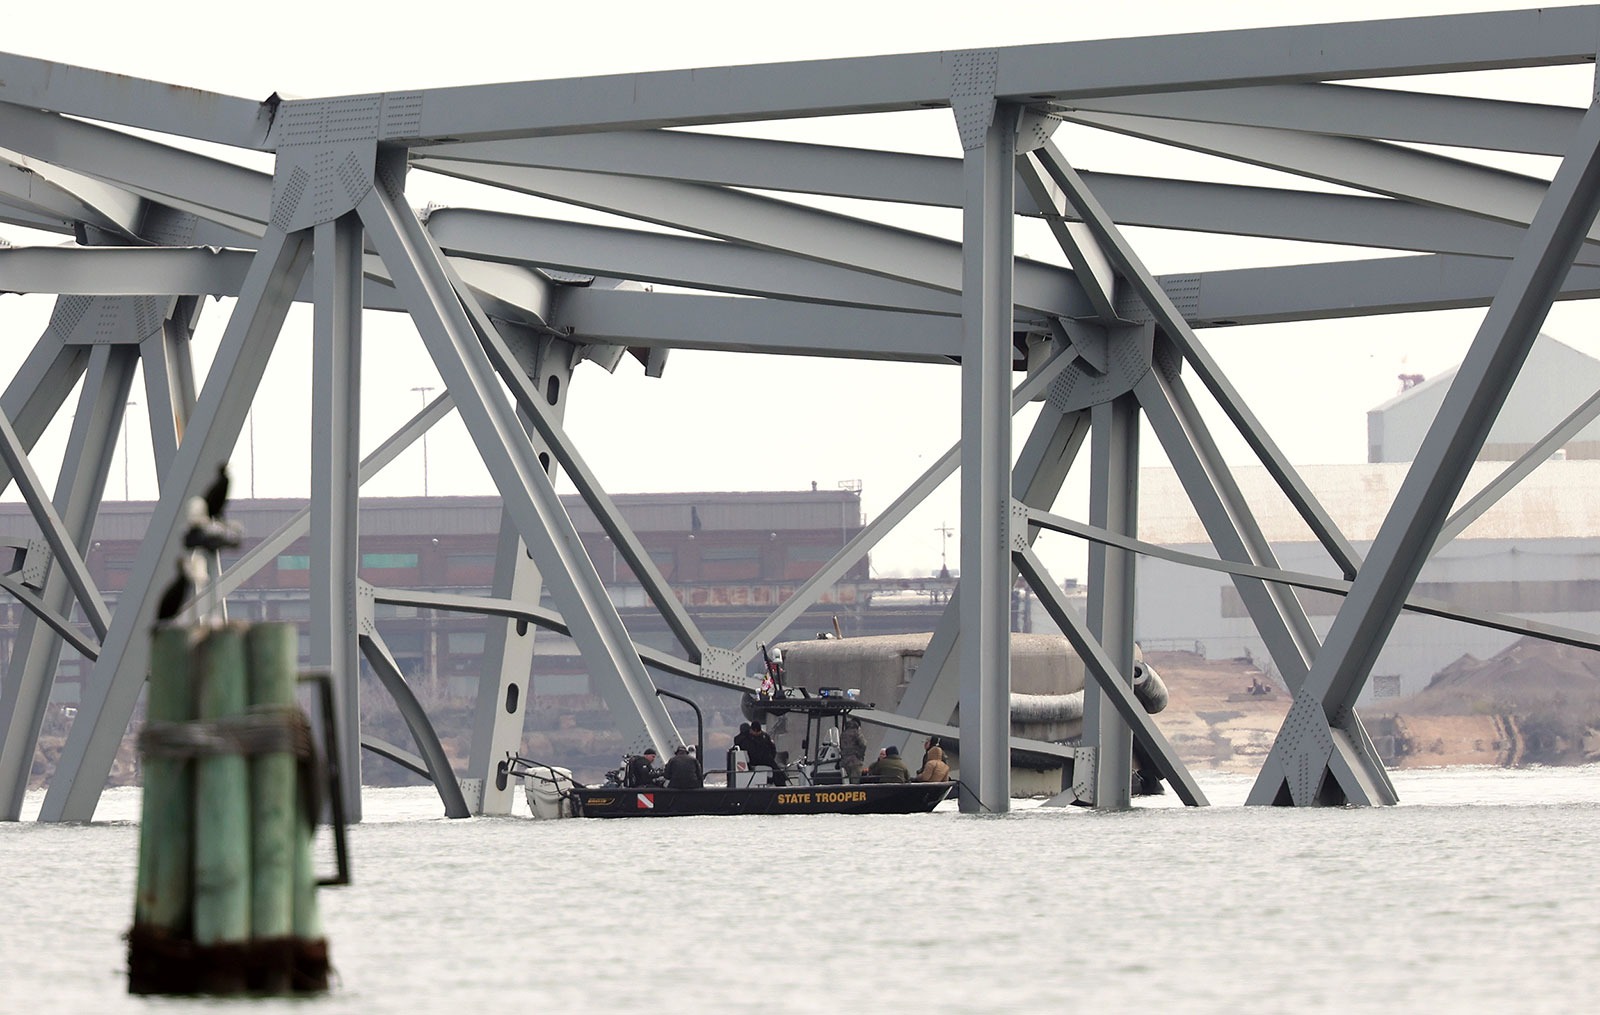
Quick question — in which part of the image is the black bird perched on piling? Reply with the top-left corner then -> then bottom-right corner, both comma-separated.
201,463 -> 229,522
155,561 -> 191,622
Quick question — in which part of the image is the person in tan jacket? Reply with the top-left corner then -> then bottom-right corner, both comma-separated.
914,745 -> 950,782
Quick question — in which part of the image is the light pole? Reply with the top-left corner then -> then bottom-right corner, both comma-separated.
410,385 -> 435,497
248,408 -> 256,498
123,400 -> 137,500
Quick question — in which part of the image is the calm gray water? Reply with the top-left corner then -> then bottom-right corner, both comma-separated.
3,767 -> 1598,1013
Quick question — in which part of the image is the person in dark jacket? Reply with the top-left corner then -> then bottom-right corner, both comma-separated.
664,745 -> 703,788
866,744 -> 911,783
624,747 -> 662,787
744,721 -> 786,786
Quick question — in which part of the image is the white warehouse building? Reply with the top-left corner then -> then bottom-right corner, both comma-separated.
1133,334 -> 1600,705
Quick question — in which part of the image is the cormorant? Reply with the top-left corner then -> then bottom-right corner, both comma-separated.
155,562 -> 190,622
201,463 -> 230,521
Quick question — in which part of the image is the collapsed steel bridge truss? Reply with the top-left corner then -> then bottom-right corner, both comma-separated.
4,7 -> 1600,819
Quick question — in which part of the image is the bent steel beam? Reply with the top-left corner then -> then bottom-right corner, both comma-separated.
356,619 -> 470,819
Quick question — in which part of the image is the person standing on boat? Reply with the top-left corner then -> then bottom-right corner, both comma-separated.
624,747 -> 663,788
914,745 -> 950,783
839,716 -> 867,783
866,744 -> 911,783
664,745 -> 703,788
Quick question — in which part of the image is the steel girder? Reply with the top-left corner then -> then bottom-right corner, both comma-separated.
955,98 -> 1019,814
6,8 -> 1600,820
309,214 -> 367,819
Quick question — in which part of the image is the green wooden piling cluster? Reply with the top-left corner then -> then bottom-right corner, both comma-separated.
127,621 -> 330,996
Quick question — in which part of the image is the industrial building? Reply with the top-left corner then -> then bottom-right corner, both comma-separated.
1136,335 -> 1600,703
0,488 -> 966,707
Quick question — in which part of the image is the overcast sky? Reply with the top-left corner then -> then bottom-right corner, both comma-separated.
3,1 -> 1599,582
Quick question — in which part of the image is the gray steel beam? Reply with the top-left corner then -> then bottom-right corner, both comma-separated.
0,246 -> 252,296
309,213 -> 366,821
419,134 -> 1600,265
1153,254 -> 1600,327
317,8 -> 1600,144
420,162 -> 1079,319
1062,111 -> 1596,245
0,331 -> 89,498
140,297 -> 200,478
1080,394 -> 1139,809
0,51 -> 271,149
1030,142 -> 1362,579
1254,97 -> 1600,808
356,163 -> 681,759
1016,156 -> 1118,320
467,329 -> 565,816
427,207 -> 968,316
0,573 -> 100,660
0,104 -> 270,235
1089,177 -> 1600,267
552,289 -> 963,362
0,148 -> 143,236
410,132 -> 972,207
1063,82 -> 1583,156
1014,545 -> 1206,806
0,343 -> 133,819
955,102 -> 1018,814
39,226 -> 311,822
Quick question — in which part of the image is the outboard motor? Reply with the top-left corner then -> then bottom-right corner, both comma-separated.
519,764 -> 578,819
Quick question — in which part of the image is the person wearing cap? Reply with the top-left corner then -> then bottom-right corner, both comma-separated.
866,744 -> 911,783
664,744 -> 703,788
624,747 -> 663,788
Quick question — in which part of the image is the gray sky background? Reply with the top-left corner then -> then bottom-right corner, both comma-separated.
3,0 -> 1598,583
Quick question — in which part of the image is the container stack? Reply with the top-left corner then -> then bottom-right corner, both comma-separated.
126,621 -> 330,995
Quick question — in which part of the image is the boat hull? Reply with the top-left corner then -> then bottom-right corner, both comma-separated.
571,781 -> 953,817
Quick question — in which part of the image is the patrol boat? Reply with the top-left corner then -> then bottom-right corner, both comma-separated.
505,694 -> 953,818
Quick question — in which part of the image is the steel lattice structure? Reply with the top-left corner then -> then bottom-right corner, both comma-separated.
5,7 -> 1600,821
